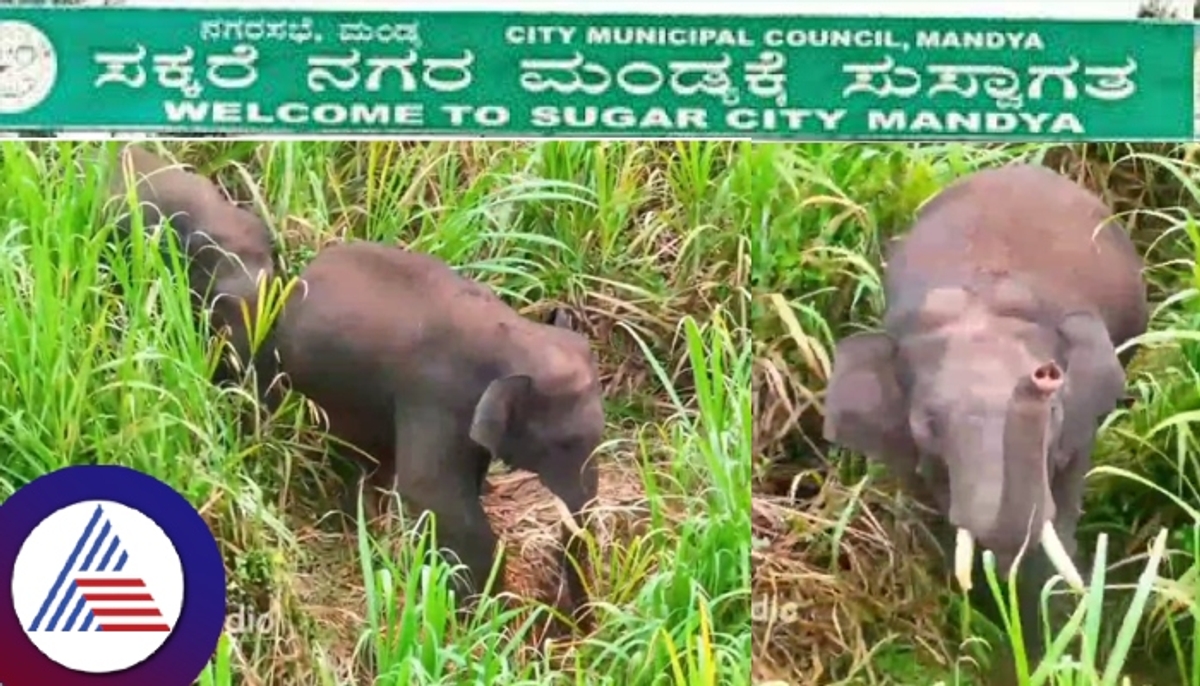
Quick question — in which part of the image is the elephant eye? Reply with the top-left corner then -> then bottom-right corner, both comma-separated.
562,433 -> 599,455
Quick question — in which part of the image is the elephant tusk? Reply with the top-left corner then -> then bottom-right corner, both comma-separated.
954,527 -> 975,592
1040,521 -> 1085,591
552,496 -> 585,537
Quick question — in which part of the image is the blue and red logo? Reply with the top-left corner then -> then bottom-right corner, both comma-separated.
0,465 -> 226,685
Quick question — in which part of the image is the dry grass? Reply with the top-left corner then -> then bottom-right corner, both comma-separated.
265,465 -> 657,683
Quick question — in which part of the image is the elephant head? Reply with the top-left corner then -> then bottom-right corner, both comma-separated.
823,294 -> 1126,592
184,214 -> 275,390
467,307 -> 603,626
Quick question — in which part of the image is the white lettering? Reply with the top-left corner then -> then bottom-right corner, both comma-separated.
441,104 -> 510,127
163,101 -> 422,127
915,31 -> 1045,51
312,103 -> 347,125
504,25 -> 576,44
867,109 -> 1083,134
725,108 -> 845,131
761,29 -> 901,49
584,26 -> 754,47
529,105 -> 708,130
225,605 -> 274,635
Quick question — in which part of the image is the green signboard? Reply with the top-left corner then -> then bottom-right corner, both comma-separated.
0,9 -> 1192,139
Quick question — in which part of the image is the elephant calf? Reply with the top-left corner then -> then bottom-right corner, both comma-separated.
823,164 -> 1148,651
272,241 -> 603,624
107,144 -> 276,391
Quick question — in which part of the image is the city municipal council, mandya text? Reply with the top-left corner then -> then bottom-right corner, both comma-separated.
504,25 -> 1045,50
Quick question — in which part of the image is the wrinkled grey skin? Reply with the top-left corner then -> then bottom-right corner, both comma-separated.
823,164 -> 1148,658
107,144 -> 276,393
272,241 -> 604,628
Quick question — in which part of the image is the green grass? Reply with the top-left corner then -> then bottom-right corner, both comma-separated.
0,140 -> 751,685
752,142 -> 1200,685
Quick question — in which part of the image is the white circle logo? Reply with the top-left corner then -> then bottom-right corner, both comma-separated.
10,500 -> 185,673
0,20 -> 57,114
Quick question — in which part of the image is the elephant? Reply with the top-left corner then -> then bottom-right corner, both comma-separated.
822,164 -> 1148,659
106,144 -> 277,394
270,240 -> 604,627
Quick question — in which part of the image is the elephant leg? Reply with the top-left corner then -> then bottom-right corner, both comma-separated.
330,441 -> 390,530
394,470 -> 500,615
1014,553 -> 1053,669
392,406 -> 501,616
951,547 -> 1050,676
249,329 -> 280,403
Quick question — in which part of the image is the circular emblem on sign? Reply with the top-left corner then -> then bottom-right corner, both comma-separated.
0,20 -> 57,114
0,465 -> 226,686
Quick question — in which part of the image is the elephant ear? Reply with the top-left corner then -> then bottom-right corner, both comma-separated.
823,331 -> 912,470
469,374 -> 534,454
1056,311 -> 1126,464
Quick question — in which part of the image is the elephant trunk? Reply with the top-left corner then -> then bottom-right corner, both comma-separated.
950,362 -> 1085,592
546,454 -> 599,630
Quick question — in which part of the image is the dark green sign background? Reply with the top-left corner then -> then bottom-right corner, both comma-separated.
0,9 -> 1192,139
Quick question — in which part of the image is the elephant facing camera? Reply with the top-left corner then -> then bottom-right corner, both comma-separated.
823,163 -> 1149,663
